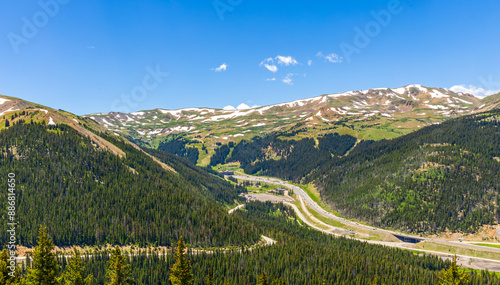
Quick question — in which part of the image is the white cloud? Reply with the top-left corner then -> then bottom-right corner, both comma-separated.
223,105 -> 236,111
212,63 -> 228,72
265,78 -> 276,81
308,60 -> 312,66
316,52 -> 343,63
237,103 -> 251,110
264,64 -> 278,73
276,55 -> 298,66
283,73 -> 296,85
449,85 -> 500,98
260,55 -> 298,72
260,58 -> 278,73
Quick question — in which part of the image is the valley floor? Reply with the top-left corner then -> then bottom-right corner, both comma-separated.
230,173 -> 500,273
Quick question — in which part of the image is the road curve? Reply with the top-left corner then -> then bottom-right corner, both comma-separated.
232,174 -> 500,254
228,204 -> 245,214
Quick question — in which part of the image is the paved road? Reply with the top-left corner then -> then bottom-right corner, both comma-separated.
228,204 -> 245,214
232,174 -> 500,254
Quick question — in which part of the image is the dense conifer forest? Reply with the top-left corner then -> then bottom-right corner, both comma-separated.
308,110 -> 500,234
0,122 -> 259,247
226,132 -> 357,182
157,137 -> 200,164
143,147 -> 247,203
5,201 -> 498,284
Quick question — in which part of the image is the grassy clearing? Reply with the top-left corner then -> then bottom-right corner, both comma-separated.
464,268 -> 500,277
213,163 -> 245,173
417,242 -> 500,261
471,243 -> 500,249
291,182 -> 320,203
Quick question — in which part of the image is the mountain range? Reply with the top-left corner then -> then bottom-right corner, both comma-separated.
2,90 -> 500,283
86,84 -> 500,165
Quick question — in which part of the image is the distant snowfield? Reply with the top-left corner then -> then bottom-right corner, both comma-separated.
0,98 -> 10,105
430,90 -> 449,98
48,117 -> 56,125
0,107 -> 19,116
393,84 -> 428,95
454,97 -> 473,104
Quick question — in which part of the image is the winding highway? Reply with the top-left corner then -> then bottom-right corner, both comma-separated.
232,174 -> 500,254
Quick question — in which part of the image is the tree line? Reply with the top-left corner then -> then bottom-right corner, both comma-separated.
2,204 -> 495,284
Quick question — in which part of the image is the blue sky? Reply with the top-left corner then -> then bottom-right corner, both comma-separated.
1,0 -> 500,115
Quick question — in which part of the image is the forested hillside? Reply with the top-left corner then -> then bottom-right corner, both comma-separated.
143,147 -> 247,204
308,110 -> 500,234
226,131 -> 357,182
156,137 -> 200,164
0,122 -> 259,247
54,202 -> 500,284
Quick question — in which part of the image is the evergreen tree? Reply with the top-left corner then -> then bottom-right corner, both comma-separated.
438,255 -> 470,285
25,226 -> 60,285
5,119 -> 10,127
61,248 -> 93,285
169,236 -> 193,285
369,274 -> 380,285
271,277 -> 288,285
105,247 -> 135,285
257,272 -> 269,285
205,268 -> 213,285
0,249 -> 22,284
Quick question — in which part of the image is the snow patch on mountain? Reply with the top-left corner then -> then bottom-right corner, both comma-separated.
253,123 -> 266,127
205,109 -> 256,122
430,90 -> 449,98
0,107 -> 19,116
427,105 -> 448,110
102,119 -> 116,127
454,97 -> 473,104
158,109 -> 182,119
0,98 -> 11,105
393,84 -> 427,95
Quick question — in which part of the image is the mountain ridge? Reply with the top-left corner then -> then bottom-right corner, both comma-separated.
84,84 -> 500,165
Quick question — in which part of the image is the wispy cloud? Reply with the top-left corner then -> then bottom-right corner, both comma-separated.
449,85 -> 500,98
283,73 -> 296,85
316,52 -> 343,63
260,58 -> 278,73
276,55 -> 298,66
260,55 -> 298,73
212,63 -> 228,72
307,60 -> 312,66
265,78 -> 276,81
263,64 -> 278,73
